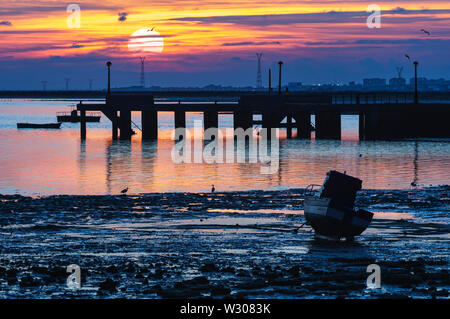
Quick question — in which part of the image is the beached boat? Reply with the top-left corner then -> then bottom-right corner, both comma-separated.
304,170 -> 373,241
17,122 -> 62,129
57,110 -> 101,122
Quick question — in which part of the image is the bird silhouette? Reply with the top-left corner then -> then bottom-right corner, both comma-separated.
405,54 -> 411,61
121,187 -> 128,194
410,182 -> 417,187
420,29 -> 430,36
211,185 -> 215,193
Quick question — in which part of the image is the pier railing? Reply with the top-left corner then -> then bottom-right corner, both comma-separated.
331,92 -> 414,104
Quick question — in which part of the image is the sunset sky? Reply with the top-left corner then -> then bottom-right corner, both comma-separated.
0,1 -> 449,89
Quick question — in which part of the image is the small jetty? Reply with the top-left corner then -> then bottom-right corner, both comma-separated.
304,170 -> 373,241
17,123 -> 61,129
57,109 -> 101,123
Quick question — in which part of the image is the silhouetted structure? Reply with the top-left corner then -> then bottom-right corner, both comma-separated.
256,53 -> 262,88
76,62 -> 450,141
268,69 -> 272,95
106,62 -> 112,95
414,61 -> 419,104
278,61 -> 283,95
140,57 -> 146,88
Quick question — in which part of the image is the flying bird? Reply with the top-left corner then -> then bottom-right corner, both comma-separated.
211,185 -> 215,193
420,29 -> 430,36
121,187 -> 128,194
405,54 -> 411,61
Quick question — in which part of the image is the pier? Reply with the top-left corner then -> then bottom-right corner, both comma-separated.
77,92 -> 450,141
75,61 -> 450,141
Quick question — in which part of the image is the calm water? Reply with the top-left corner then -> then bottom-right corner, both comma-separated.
0,99 -> 449,195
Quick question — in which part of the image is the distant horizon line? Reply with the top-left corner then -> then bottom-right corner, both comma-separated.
1,89 -> 450,94
2,76 -> 450,92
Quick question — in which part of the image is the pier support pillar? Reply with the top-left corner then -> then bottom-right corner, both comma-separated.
174,111 -> 186,140
262,111 -> 281,140
112,111 -> 118,140
361,109 -> 450,140
204,111 -> 218,129
360,110 -> 404,140
233,111 -> 252,130
315,112 -> 341,140
293,112 -> 311,139
417,111 -> 450,137
286,115 -> 293,138
360,111 -> 379,140
80,110 -> 86,140
361,111 -> 419,140
204,111 -> 218,140
142,110 -> 158,140
119,109 -> 132,140
358,112 -> 365,140
174,111 -> 186,129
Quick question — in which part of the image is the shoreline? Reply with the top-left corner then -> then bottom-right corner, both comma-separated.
1,184 -> 449,197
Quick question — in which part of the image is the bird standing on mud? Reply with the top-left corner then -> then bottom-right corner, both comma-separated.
121,187 -> 128,195
211,185 -> 215,193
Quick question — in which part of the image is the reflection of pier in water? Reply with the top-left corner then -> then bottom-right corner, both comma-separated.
413,141 -> 419,186
72,129 -> 442,193
104,140 -> 158,194
77,137 -> 287,193
77,92 -> 450,142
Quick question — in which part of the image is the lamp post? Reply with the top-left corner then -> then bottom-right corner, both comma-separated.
278,61 -> 283,95
106,61 -> 112,96
413,61 -> 419,104
268,69 -> 272,95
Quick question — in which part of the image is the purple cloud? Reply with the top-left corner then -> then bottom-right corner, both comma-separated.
0,21 -> 12,26
170,9 -> 450,26
222,41 -> 281,46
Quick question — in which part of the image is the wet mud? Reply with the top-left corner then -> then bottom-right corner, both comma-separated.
0,186 -> 449,298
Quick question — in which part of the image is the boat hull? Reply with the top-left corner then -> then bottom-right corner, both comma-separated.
304,197 -> 373,241
17,123 -> 62,129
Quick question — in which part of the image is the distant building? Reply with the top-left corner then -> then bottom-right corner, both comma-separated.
389,77 -> 406,90
426,78 -> 450,91
347,81 -> 362,91
408,77 -> 450,91
363,78 -> 387,90
409,77 -> 428,89
287,82 -> 303,91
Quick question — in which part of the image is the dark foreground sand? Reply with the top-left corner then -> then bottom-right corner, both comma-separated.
0,187 -> 449,299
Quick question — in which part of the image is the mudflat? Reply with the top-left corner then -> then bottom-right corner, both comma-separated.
0,187 -> 448,298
